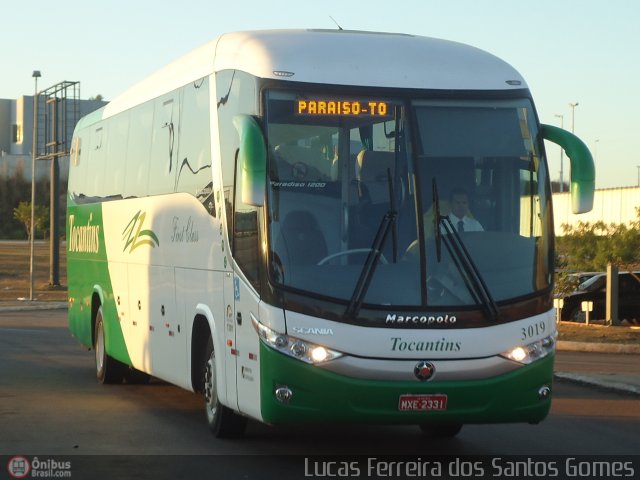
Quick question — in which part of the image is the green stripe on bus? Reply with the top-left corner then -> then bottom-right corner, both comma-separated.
67,203 -> 132,365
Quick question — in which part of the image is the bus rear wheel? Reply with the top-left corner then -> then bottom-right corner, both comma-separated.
203,337 -> 247,438
94,306 -> 125,384
419,423 -> 463,438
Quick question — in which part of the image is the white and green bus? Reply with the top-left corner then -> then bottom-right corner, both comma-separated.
67,29 -> 594,438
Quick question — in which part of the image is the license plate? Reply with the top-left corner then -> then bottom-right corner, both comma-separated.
398,394 -> 448,412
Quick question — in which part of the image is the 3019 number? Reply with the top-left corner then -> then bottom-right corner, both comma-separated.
521,321 -> 546,341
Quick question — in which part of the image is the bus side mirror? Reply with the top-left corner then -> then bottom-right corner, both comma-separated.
541,124 -> 595,214
233,114 -> 267,207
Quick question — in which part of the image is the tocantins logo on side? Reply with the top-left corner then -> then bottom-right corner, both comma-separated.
122,210 -> 160,253
68,213 -> 100,253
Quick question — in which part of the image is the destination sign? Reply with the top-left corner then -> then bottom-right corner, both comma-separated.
297,99 -> 390,116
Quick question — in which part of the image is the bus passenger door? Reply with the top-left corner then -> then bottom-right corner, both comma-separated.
232,273 -> 262,420
222,267 -> 261,419
222,271 -> 238,410
230,157 -> 263,418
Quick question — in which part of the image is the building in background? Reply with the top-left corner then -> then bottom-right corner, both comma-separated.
0,94 -> 105,180
553,186 -> 640,235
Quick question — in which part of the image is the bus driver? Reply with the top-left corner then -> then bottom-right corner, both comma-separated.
447,188 -> 483,233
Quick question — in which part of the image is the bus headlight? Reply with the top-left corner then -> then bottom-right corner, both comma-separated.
252,318 -> 343,364
501,333 -> 557,365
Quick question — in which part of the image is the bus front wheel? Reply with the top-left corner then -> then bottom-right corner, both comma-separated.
203,337 -> 247,438
94,306 -> 125,384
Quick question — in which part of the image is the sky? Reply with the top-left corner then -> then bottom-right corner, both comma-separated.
3,0 -> 638,189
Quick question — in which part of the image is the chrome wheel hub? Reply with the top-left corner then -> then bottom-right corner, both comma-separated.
95,322 -> 105,373
204,353 -> 218,419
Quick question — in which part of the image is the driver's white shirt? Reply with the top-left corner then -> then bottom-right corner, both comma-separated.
446,213 -> 484,232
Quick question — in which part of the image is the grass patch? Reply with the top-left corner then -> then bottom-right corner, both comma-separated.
0,241 -> 67,301
558,321 -> 640,344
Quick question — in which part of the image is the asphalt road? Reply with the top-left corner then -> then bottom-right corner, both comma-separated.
1,309 -> 639,479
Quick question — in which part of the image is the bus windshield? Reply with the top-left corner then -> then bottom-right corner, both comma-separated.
265,90 -> 552,311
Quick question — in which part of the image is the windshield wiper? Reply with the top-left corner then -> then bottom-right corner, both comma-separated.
346,169 -> 397,319
432,178 -> 443,262
432,177 -> 501,322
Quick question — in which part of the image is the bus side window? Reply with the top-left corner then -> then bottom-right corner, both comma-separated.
176,77 -> 213,208
224,187 -> 233,252
105,112 -> 129,200
88,126 -> 106,198
69,134 -> 88,199
124,102 -> 153,198
216,69 -> 260,279
233,157 -> 260,292
148,93 -> 180,196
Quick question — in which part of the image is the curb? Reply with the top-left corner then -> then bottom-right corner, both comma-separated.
554,372 -> 640,396
0,302 -> 68,313
557,340 -> 640,354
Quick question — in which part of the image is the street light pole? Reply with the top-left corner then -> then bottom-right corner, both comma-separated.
29,70 -> 41,301
569,102 -> 579,133
554,114 -> 564,192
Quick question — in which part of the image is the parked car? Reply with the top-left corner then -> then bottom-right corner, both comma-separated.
560,272 -> 640,323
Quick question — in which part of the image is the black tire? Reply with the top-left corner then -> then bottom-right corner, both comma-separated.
419,423 -> 463,438
94,306 -> 125,384
203,337 -> 247,438
123,367 -> 151,385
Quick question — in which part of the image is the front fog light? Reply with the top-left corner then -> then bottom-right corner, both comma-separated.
538,385 -> 551,400
501,333 -> 557,365
275,386 -> 293,403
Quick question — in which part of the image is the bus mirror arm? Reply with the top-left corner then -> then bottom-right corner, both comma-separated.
541,124 -> 595,214
233,114 -> 267,207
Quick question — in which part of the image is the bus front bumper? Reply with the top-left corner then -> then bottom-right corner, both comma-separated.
259,343 -> 553,426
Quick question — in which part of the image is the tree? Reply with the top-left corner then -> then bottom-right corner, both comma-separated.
558,210 -> 640,271
13,202 -> 49,240
555,208 -> 640,293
